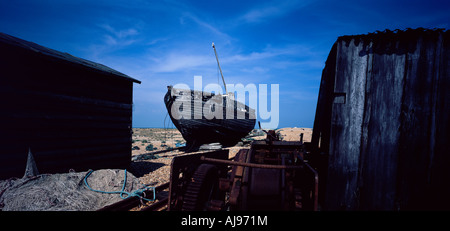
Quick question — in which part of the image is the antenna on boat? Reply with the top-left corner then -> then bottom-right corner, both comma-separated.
212,42 -> 227,94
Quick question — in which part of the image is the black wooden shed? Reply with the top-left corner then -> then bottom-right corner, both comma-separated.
0,32 -> 141,179
312,29 -> 450,210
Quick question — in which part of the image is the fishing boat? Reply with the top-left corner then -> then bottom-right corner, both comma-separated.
164,43 -> 256,151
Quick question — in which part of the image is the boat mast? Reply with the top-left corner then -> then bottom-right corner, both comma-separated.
212,42 -> 227,94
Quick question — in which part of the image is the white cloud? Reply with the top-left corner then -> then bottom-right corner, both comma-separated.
98,23 -> 140,46
99,24 -> 139,38
82,23 -> 143,62
241,66 -> 270,74
152,53 -> 214,73
146,37 -> 169,46
240,0 -> 311,23
242,6 -> 282,23
221,44 -> 317,66
136,42 -> 321,89
179,12 -> 233,44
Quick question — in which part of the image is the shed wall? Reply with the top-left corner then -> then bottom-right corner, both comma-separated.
0,36 -> 135,179
312,29 -> 450,210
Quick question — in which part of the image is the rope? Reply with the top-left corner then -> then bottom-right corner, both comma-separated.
163,112 -> 169,141
84,169 -> 155,202
163,112 -> 176,147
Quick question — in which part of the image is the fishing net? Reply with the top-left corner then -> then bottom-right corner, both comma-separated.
0,169 -> 143,211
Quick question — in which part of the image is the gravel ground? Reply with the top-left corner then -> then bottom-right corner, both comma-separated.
128,128 -> 312,187
129,153 -> 174,187
128,147 -> 243,187
0,128 -> 312,211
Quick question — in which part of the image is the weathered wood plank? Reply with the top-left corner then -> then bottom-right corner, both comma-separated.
325,38 -> 368,210
359,38 -> 405,210
318,29 -> 450,210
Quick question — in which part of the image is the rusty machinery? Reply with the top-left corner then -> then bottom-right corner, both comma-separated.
167,131 -> 319,211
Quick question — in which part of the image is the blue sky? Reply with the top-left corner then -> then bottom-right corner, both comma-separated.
1,0 -> 449,128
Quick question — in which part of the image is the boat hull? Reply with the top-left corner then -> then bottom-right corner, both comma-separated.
164,86 -> 256,151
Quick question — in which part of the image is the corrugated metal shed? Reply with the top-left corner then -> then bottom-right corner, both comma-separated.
0,32 -> 141,179
311,29 -> 450,210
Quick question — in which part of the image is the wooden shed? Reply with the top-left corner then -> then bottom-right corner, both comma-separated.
0,32 -> 141,179
311,29 -> 450,210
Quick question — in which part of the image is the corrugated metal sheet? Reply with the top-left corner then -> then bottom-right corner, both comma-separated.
0,32 -> 140,179
312,29 -> 450,210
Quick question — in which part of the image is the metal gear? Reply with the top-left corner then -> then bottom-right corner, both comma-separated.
181,164 -> 220,211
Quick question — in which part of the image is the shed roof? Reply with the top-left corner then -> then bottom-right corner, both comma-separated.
0,32 -> 141,84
